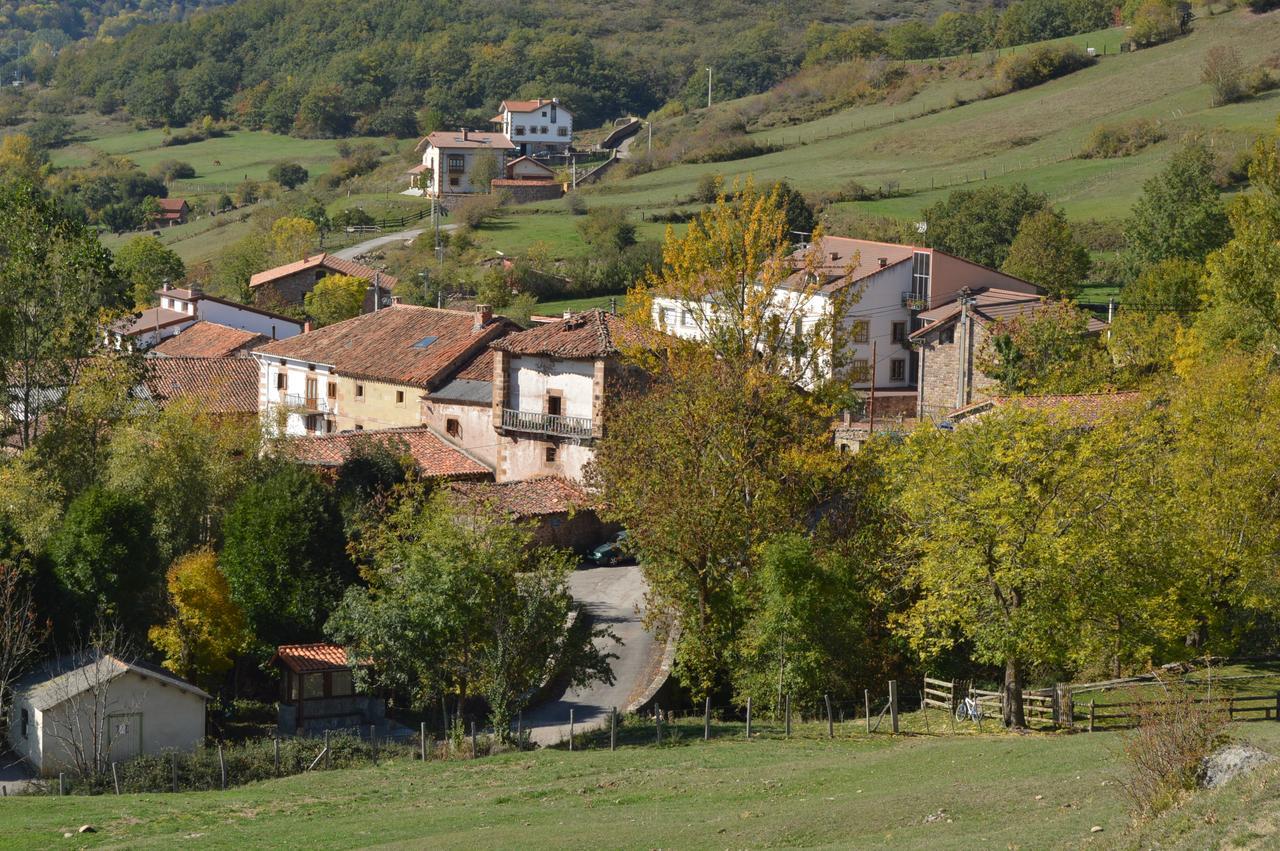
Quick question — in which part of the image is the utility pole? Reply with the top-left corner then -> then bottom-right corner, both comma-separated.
869,339 -> 877,434
706,67 -> 713,110
647,121 -> 652,156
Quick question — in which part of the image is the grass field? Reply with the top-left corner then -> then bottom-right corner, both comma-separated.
4,715 -> 1280,849
468,211 -> 678,259
584,9 -> 1280,223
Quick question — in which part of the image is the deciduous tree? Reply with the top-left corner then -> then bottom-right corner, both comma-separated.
1001,208 -> 1091,300
114,235 -> 186,308
149,549 -> 249,689
304,273 -> 366,326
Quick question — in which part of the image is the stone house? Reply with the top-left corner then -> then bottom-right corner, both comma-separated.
249,254 -> 398,311
910,287 -> 1108,421
447,476 -> 612,555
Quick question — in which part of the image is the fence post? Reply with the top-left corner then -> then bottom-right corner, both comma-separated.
324,730 -> 331,770
171,752 -> 178,792
1088,701 -> 1096,733
704,696 -> 711,741
655,704 -> 662,745
745,697 -> 752,738
785,694 -> 791,738
1274,692 -> 1279,722
471,721 -> 478,758
274,737 -> 280,775
58,772 -> 64,796
371,725 -> 378,765
825,694 -> 834,739
218,743 -> 227,790
864,689 -> 872,734
111,762 -> 120,795
517,711 -> 523,745
421,722 -> 427,761
611,707 -> 617,751
889,680 -> 899,734
569,709 -> 575,751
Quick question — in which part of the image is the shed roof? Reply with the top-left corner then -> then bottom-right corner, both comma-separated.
283,426 -> 492,478
491,309 -> 649,359
16,653 -> 210,711
448,476 -> 590,518
270,643 -> 354,674
140,357 -> 259,414
249,254 -> 398,289
909,288 -> 1108,340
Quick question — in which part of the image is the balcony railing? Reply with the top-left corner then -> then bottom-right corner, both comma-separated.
281,393 -> 332,413
501,407 -> 593,439
901,292 -> 927,310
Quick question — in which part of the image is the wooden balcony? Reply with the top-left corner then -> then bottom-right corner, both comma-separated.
501,407 -> 593,439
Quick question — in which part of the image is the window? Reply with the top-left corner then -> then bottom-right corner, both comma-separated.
447,154 -> 465,172
851,320 -> 869,344
276,372 -> 286,390
446,418 -> 461,438
20,708 -> 28,738
660,307 -> 675,326
911,251 -> 931,300
682,310 -> 693,327
288,673 -> 299,701
540,125 -> 549,134
891,321 -> 907,344
547,395 -> 562,416
325,419 -> 335,434
890,359 -> 906,382
330,670 -> 354,697
449,176 -> 460,187
302,673 -> 324,700
557,126 -> 569,137
395,390 -> 405,405
354,424 -> 364,431
550,104 -> 557,122
305,414 -> 318,432
545,446 -> 557,463
355,384 -> 364,399
514,125 -> 526,136
852,358 -> 870,382
940,326 -> 955,345
326,381 -> 337,399
541,110 -> 547,118
305,376 -> 318,404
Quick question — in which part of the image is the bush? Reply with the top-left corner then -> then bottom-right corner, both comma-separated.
268,162 -> 309,189
1129,0 -> 1182,47
693,173 -> 723,204
1121,681 -> 1229,815
153,159 -> 197,181
564,193 -> 588,215
995,44 -> 1095,92
684,139 -> 783,164
1202,44 -> 1247,106
332,207 -> 375,229
1072,218 -> 1127,251
454,193 -> 505,229
1078,119 -> 1166,159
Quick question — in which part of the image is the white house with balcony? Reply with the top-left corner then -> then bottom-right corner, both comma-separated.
491,98 -> 573,158
651,236 -> 1041,392
489,310 -> 645,483
409,129 -> 517,198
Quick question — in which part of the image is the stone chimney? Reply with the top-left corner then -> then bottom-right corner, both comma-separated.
462,127 -> 469,141
475,304 -> 492,329
878,257 -> 888,268
303,320 -> 313,334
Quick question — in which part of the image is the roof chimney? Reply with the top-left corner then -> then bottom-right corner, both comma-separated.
475,304 -> 492,329
878,257 -> 888,268
303,320 -> 313,334
563,310 -> 572,319
829,252 -> 840,262
462,127 -> 469,141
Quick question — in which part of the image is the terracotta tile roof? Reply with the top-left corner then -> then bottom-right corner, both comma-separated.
424,130 -> 516,150
505,155 -> 556,175
491,309 -> 649,359
284,426 -> 492,478
449,476 -> 589,518
949,392 -> 1145,424
780,237 -> 916,294
255,305 -> 517,388
249,253 -> 398,289
115,307 -> 193,336
156,198 -> 188,212
270,643 -> 352,674
141,357 -> 258,414
910,288 -> 1108,340
453,347 -> 495,381
498,98 -> 572,115
151,321 -> 267,358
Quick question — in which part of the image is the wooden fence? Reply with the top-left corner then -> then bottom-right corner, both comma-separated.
1081,693 -> 1280,731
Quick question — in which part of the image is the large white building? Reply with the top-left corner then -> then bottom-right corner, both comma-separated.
652,236 -> 1041,391
116,284 -> 304,349
491,98 -> 573,158
410,130 -> 517,198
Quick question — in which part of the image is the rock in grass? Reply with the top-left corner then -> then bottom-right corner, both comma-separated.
78,826 -> 96,834
1201,743 -> 1275,789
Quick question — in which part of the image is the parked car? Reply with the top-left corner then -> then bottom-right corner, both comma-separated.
587,531 -> 630,566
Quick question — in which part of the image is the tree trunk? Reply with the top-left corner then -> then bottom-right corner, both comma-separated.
1002,657 -> 1026,729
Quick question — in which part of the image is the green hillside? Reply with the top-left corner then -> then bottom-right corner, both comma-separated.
582,9 -> 1280,223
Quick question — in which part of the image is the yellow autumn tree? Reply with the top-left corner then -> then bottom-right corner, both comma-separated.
269,215 -> 318,264
149,549 -> 250,688
0,134 -> 47,186
304,273 -> 366,326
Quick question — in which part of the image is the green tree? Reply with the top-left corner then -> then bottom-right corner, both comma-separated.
48,486 -> 162,635
576,207 -> 637,254
1125,141 -> 1229,267
327,488 -> 615,739
883,21 -> 938,59
149,549 -> 250,690
0,134 -> 48,186
114,235 -> 186,308
1001,209 -> 1091,300
0,182 -> 128,450
270,216 -> 318,263
470,150 -> 501,192
922,184 -> 1048,269
1202,45 -> 1246,107
1108,258 -> 1203,377
976,300 -> 1112,394
220,464 -> 354,648
765,180 -> 817,243
304,273 -> 366,326
268,162 -> 309,189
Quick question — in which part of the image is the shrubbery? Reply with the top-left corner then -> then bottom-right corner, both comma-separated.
994,44 -> 1095,92
1078,119 -> 1166,159
1121,681 -> 1228,815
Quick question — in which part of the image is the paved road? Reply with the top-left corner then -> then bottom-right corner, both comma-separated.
524,562 -> 660,745
332,228 -> 427,260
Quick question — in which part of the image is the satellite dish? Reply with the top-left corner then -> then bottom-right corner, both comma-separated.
915,221 -> 928,234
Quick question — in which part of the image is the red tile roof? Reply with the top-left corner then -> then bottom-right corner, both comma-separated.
498,99 -> 572,116
255,305 -> 517,388
142,357 -> 259,415
271,643 -> 352,673
284,426 -> 492,478
452,347 -> 495,381
424,130 -> 516,151
949,392 -> 1144,424
156,198 -> 189,212
249,254 -> 399,289
910,288 -> 1108,340
116,307 -> 193,337
151,322 -> 267,358
449,476 -> 590,518
491,309 -> 649,359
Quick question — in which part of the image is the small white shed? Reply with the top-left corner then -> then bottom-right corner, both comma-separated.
7,653 -> 209,777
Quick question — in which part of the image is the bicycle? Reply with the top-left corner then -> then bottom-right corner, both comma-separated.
955,695 -> 984,723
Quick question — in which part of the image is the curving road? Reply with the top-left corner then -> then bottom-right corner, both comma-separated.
331,228 -> 427,260
523,562 -> 662,746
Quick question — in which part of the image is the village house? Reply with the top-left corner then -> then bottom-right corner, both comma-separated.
491,155 -> 563,204
420,346 -> 505,469
150,321 -> 268,358
491,98 -> 573,158
448,476 -> 612,555
651,236 -> 1040,393
282,425 -> 492,481
910,287 -> 1109,420
248,254 -> 398,312
252,304 -> 518,437
489,309 -> 647,483
116,284 -> 304,349
8,652 -> 209,776
270,643 -> 383,736
153,198 -> 190,227
410,129 -> 516,198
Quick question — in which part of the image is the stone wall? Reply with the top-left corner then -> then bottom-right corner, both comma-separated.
491,179 -> 564,204
917,317 -> 999,419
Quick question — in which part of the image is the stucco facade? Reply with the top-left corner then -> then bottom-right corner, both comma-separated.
492,350 -> 600,482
